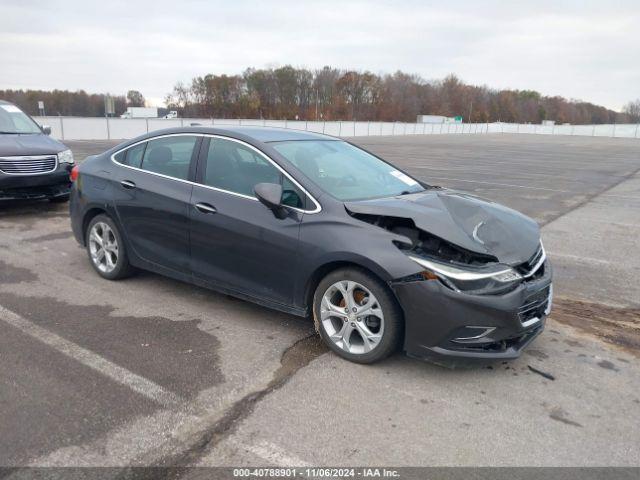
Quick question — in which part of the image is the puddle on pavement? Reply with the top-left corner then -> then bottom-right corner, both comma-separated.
269,334 -> 328,389
158,334 -> 327,468
0,260 -> 38,283
0,291 -> 225,398
0,320 -> 160,466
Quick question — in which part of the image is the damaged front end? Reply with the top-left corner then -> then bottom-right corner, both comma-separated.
347,209 -> 544,296
344,190 -> 552,366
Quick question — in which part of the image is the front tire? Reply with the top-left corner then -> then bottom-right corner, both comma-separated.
85,214 -> 135,280
314,267 -> 403,364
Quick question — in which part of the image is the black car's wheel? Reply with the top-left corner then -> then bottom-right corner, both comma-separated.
49,194 -> 70,203
85,214 -> 135,280
314,267 -> 403,364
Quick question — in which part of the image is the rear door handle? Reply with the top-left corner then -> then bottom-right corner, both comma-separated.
195,202 -> 217,214
121,180 -> 136,189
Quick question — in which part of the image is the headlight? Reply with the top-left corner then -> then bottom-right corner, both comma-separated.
57,149 -> 74,164
408,255 -> 522,294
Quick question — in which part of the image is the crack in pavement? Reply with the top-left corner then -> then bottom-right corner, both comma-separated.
126,334 -> 328,478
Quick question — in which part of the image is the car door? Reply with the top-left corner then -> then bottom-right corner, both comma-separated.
111,134 -> 201,276
189,136 -> 307,307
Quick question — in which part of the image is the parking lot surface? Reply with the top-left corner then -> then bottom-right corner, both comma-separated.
1,134 -> 639,469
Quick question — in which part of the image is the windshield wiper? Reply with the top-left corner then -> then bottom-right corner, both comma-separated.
398,189 -> 427,196
0,131 -> 22,134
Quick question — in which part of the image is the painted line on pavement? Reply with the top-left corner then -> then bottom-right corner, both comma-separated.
228,440 -> 311,467
0,304 -> 181,407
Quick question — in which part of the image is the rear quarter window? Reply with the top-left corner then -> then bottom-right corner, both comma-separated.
114,142 -> 146,168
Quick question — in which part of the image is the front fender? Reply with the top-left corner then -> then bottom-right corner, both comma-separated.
295,216 -> 424,310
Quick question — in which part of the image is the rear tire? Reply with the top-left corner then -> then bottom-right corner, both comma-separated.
314,267 -> 403,364
85,214 -> 135,280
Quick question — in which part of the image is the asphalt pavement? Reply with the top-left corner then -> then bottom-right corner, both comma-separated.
0,133 -> 638,470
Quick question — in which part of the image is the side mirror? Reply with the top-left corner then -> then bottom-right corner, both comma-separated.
254,183 -> 287,219
42,125 -> 52,135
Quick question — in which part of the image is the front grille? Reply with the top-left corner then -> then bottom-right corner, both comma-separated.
518,286 -> 551,323
0,155 -> 57,175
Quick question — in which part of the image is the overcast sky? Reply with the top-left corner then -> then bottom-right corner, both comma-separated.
1,0 -> 638,110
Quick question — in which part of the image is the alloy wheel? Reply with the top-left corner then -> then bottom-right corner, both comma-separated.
320,280 -> 385,355
88,222 -> 119,273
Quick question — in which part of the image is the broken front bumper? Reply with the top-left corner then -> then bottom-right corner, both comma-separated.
0,164 -> 72,201
392,261 -> 552,367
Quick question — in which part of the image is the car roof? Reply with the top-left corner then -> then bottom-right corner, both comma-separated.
143,125 -> 338,144
0,100 -> 14,105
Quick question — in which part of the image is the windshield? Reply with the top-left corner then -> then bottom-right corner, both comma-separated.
271,140 -> 425,201
0,104 -> 42,134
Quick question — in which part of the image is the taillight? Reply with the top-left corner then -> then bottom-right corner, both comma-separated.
70,165 -> 79,182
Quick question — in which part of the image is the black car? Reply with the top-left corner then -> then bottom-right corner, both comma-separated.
70,127 -> 552,366
0,100 -> 74,202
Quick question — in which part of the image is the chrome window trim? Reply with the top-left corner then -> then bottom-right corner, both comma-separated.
0,154 -> 58,176
109,133 -> 322,214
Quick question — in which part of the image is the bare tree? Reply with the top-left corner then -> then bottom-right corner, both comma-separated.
165,82 -> 194,116
623,99 -> 640,122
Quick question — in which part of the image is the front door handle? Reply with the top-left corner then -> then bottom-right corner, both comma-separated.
195,202 -> 217,214
121,180 -> 136,189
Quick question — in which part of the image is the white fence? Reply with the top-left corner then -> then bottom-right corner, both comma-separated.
495,122 -> 640,138
33,116 -> 640,141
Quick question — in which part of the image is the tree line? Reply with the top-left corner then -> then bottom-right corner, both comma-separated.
0,89 -> 126,117
0,89 -> 146,117
165,67 -> 638,124
2,67 -> 639,124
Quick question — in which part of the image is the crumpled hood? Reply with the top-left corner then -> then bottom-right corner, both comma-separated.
0,133 -> 66,157
345,189 -> 540,265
